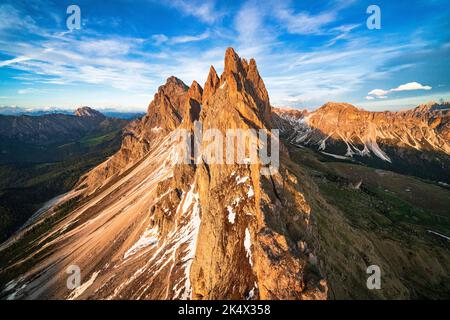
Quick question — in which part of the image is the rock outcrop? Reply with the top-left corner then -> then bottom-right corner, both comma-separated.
74,106 -> 105,119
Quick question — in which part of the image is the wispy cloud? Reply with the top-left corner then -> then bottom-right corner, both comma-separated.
171,31 -> 210,44
18,88 -> 44,95
0,34 -> 156,91
326,24 -> 361,46
391,82 -> 432,92
274,6 -> 336,35
234,0 -> 276,54
368,82 -> 432,99
166,0 -> 222,24
0,4 -> 36,32
151,34 -> 169,45
0,56 -> 32,67
151,31 -> 210,45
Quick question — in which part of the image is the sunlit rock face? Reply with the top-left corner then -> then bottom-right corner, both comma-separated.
273,102 -> 450,182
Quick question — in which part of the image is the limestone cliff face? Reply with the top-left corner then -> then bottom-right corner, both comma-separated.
0,48 -> 326,300
274,102 -> 450,159
81,76 -> 190,194
273,102 -> 450,183
190,48 -> 324,299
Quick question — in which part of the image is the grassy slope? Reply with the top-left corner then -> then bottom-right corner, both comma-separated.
284,144 -> 450,299
0,129 -> 123,242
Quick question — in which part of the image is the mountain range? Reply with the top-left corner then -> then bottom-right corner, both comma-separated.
0,107 -> 130,243
0,48 -> 448,300
0,106 -> 145,120
273,101 -> 450,183
0,107 -> 129,146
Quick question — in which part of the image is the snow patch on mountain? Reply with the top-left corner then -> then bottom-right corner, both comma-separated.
244,228 -> 253,267
123,227 -> 159,259
227,206 -> 236,224
67,271 -> 100,300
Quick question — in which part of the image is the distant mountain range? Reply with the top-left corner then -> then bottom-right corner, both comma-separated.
273,101 -> 450,183
0,106 -> 145,120
0,106 -> 128,146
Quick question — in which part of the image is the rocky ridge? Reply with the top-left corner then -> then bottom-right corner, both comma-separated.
273,102 -> 450,181
0,107 -> 126,145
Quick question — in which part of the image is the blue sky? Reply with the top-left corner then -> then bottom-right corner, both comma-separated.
0,0 -> 449,111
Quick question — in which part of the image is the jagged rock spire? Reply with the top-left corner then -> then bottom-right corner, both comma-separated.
146,76 -> 188,131
223,47 -> 246,75
188,80 -> 203,103
183,80 -> 203,126
214,47 -> 272,126
202,66 -> 220,105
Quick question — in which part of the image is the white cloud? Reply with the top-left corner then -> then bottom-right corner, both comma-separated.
368,89 -> 390,97
151,31 -> 210,45
0,4 -> 36,32
274,7 -> 336,35
0,56 -> 32,67
167,0 -> 221,24
1,35 -> 157,91
151,34 -> 169,45
391,82 -> 432,92
326,24 -> 361,46
271,1 -> 358,36
77,39 -> 135,56
367,82 -> 432,99
18,88 -> 43,95
234,1 -> 270,47
170,31 -> 210,44
365,96 -> 375,100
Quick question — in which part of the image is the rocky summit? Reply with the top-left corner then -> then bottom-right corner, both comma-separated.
0,48 -> 449,300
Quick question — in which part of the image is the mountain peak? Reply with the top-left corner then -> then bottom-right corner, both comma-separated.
217,48 -> 271,125
317,102 -> 359,113
74,106 -> 105,118
180,81 -> 203,127
188,80 -> 203,100
414,101 -> 450,113
165,76 -> 186,86
224,47 -> 242,74
145,76 -> 189,131
202,66 -> 220,105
